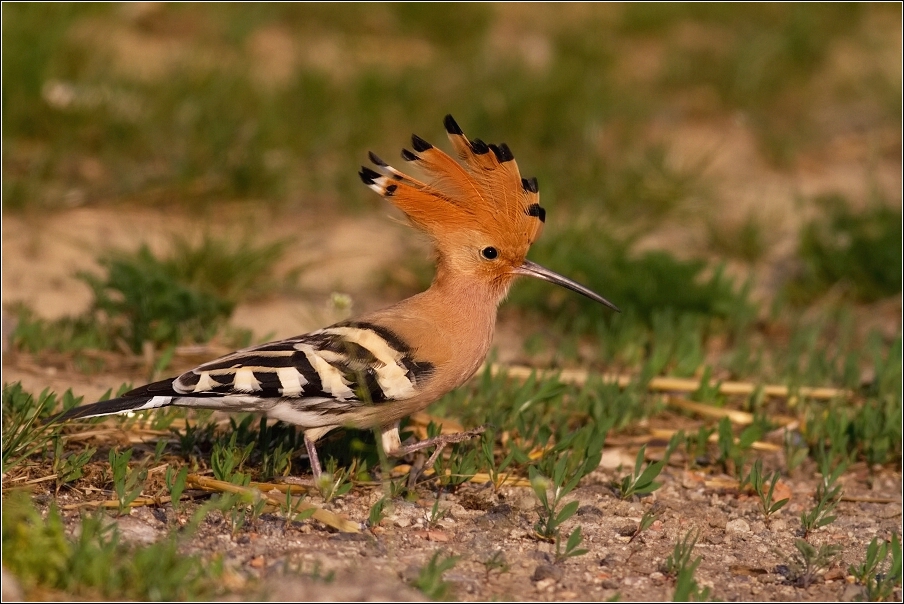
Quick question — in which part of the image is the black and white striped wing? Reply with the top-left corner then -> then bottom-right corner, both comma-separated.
57,322 -> 433,425
171,323 -> 433,404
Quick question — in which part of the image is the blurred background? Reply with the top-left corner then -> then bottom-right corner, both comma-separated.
2,3 -> 901,386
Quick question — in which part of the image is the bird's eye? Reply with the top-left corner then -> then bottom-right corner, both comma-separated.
481,246 -> 498,260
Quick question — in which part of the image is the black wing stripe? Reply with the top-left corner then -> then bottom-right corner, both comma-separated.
166,324 -> 428,405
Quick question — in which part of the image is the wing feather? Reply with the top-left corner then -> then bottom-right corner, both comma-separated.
170,321 -> 432,406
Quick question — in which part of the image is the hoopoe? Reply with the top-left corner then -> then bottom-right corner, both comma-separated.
56,115 -> 619,480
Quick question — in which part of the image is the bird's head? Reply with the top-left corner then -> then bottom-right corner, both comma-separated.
360,115 -> 619,312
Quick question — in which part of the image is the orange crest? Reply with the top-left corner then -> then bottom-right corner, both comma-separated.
360,115 -> 546,257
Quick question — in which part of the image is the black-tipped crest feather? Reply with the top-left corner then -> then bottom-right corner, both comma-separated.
411,134 -> 433,152
359,166 -> 380,184
443,114 -> 463,135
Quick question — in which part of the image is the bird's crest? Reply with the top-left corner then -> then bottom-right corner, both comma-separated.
360,115 -> 545,253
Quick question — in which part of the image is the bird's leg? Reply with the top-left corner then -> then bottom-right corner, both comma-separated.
304,432 -> 323,481
387,425 -> 487,458
383,425 -> 487,484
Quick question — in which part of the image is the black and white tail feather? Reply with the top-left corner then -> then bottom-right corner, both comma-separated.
54,321 -> 434,476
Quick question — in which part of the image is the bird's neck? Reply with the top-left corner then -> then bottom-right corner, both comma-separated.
362,258 -> 510,390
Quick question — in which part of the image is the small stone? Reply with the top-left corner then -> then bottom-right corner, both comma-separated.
708,513 -> 728,529
725,518 -> 751,533
114,516 -> 160,545
616,523 -> 636,537
769,519 -> 787,531
577,505 -> 603,517
532,563 -> 564,583
513,494 -> 537,511
842,584 -> 865,600
534,578 -> 556,591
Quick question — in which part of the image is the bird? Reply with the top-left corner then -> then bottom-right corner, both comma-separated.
55,115 -> 619,480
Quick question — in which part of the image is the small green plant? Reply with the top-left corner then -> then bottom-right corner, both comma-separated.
279,490 -> 316,528
554,525 -> 590,564
315,457 -> 355,502
174,415 -> 216,460
673,559 -> 712,602
781,539 -> 841,588
410,551 -> 460,600
743,459 -> 790,519
218,493 -> 248,537
716,417 -> 767,477
367,496 -> 389,529
530,471 -> 578,541
2,384 -> 79,474
685,425 -> 715,466
78,245 -> 235,354
165,465 -> 189,512
616,444 -> 666,499
210,432 -> 253,485
629,509 -> 658,543
800,458 -> 845,538
664,529 -> 711,601
151,439 -> 168,464
530,423 -> 607,541
480,429 -> 520,492
432,441 -> 479,489
483,550 -> 509,578
108,448 -> 148,515
849,534 -> 902,602
426,496 -> 449,529
52,435 -> 96,492
663,530 -> 701,578
782,429 -> 809,474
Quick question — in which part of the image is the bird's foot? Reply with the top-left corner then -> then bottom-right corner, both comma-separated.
390,425 -> 487,484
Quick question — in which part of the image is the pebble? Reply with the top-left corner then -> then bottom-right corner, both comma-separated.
725,518 -> 751,533
114,516 -> 160,545
616,523 -> 637,537
532,563 -> 564,583
769,518 -> 787,531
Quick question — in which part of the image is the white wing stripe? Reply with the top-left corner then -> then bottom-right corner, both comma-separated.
233,368 -> 262,393
143,396 -> 174,409
277,367 -> 308,396
295,343 -> 355,399
321,326 -> 416,399
194,371 -> 218,393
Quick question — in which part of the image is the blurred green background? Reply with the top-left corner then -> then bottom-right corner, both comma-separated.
2,3 -> 901,378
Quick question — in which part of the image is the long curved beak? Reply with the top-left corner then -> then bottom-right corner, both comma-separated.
514,260 -> 620,312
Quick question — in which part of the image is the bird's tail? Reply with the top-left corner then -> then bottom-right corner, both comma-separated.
51,378 -> 180,423
52,394 -> 176,422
